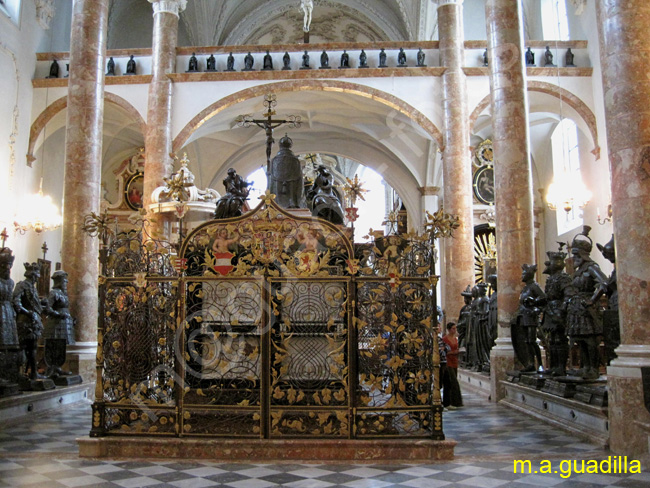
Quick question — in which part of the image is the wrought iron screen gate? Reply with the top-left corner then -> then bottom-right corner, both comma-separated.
89,198 -> 443,440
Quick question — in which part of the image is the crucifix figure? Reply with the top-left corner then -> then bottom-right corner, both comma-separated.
301,0 -> 313,32
301,0 -> 314,43
235,94 -> 302,177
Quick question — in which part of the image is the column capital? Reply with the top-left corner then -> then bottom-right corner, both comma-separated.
419,186 -> 440,196
148,0 -> 188,18
436,0 -> 463,8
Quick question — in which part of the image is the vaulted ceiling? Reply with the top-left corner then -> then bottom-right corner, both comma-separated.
107,0 -> 432,48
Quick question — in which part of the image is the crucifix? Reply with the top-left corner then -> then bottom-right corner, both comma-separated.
301,0 -> 314,43
235,94 -> 302,177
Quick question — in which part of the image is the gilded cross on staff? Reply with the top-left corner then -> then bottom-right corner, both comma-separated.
235,94 -> 302,176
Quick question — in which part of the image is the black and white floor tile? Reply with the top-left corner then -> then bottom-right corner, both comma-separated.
0,393 -> 646,487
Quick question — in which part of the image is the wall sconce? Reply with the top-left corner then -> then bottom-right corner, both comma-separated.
597,203 -> 613,225
546,176 -> 591,213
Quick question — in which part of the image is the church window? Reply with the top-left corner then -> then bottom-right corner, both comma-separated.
0,0 -> 21,25
541,0 -> 570,41
551,118 -> 583,234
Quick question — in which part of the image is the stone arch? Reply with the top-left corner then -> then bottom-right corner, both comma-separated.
468,81 -> 600,159
172,79 -> 443,153
27,92 -> 146,165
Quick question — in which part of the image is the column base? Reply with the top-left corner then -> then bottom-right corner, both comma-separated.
64,342 -> 97,386
490,339 -> 516,402
607,345 -> 650,458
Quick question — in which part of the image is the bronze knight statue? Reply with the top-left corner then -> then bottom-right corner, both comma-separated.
0,248 -> 22,395
43,271 -> 81,384
466,283 -> 490,371
541,244 -> 572,376
512,263 -> 547,372
456,285 -> 473,360
268,135 -> 306,209
487,274 -> 498,355
307,165 -> 344,225
595,234 -> 619,365
214,168 -> 253,219
13,263 -> 45,381
565,226 -> 605,380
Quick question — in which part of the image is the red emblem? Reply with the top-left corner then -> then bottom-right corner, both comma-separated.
213,252 -> 234,276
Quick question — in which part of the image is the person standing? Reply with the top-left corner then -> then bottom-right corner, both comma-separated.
443,322 -> 464,409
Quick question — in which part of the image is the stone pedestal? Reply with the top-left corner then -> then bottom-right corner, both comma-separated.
64,342 -> 97,385
501,380 -> 609,447
0,383 -> 92,423
79,437 -> 456,462
19,377 -> 55,391
0,345 -> 23,397
485,0 -> 536,402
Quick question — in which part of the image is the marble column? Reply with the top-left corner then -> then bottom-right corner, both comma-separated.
485,0 -> 535,401
144,0 -> 187,230
596,0 -> 650,458
61,0 -> 110,380
438,0 -> 475,324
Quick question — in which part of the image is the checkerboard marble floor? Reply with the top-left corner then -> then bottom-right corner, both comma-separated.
1,393 -> 647,487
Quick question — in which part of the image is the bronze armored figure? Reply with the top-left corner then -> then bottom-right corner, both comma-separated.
487,274 -> 498,355
43,271 -> 79,382
472,282 -> 492,371
541,244 -> 572,376
595,234 -> 619,365
565,226 -> 605,380
513,263 -> 547,372
268,135 -> 306,209
456,285 -> 473,361
214,168 -> 253,219
0,248 -> 21,395
13,263 -> 45,381
307,165 -> 344,225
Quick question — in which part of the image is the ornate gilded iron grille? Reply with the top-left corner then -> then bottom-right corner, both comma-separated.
269,279 -> 350,437
88,198 -> 443,440
181,277 -> 263,436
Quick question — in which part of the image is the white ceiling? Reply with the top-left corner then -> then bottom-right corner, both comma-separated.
107,0 -> 425,48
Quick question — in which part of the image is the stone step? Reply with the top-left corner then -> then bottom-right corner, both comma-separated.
0,382 -> 93,424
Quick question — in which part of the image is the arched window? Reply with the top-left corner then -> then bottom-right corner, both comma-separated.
551,118 -> 583,234
0,0 -> 21,25
541,0 -> 570,41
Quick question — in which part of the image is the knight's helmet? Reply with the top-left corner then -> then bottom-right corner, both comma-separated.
596,234 -> 616,264
570,225 -> 593,258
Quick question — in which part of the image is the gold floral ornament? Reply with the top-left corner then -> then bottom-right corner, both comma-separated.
259,190 -> 276,205
82,210 -> 115,239
424,207 -> 461,240
343,174 -> 368,206
382,210 -> 399,234
163,153 -> 195,202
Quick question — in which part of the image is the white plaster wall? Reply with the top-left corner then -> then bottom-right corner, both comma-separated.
105,83 -> 150,120
463,0 -> 487,40
171,75 -> 445,146
0,0 -> 63,281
